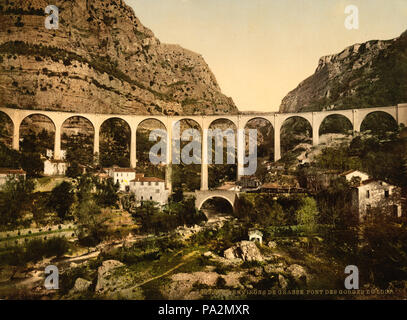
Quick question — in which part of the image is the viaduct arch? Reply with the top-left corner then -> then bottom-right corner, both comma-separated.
1,104 -> 406,193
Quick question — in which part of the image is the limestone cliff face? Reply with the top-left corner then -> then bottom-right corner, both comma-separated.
0,0 -> 237,115
279,30 -> 407,113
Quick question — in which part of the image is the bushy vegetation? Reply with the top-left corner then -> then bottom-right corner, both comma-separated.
0,237 -> 70,266
132,197 -> 207,234
0,177 -> 35,229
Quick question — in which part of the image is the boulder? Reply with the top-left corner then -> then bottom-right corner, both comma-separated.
264,263 -> 285,275
95,260 -> 125,293
71,278 -> 92,293
287,264 -> 308,284
268,241 -> 277,249
278,274 -> 288,289
224,241 -> 263,262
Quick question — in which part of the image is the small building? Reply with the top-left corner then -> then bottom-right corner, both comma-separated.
43,159 -> 67,176
0,168 -> 26,187
258,182 -> 304,194
107,167 -> 137,192
341,170 -> 370,183
238,176 -> 261,189
217,181 -> 241,191
351,179 -> 402,221
248,230 -> 263,245
129,174 -> 169,206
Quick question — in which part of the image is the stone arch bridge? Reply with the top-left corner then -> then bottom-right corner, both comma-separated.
1,104 -> 406,192
195,190 -> 239,212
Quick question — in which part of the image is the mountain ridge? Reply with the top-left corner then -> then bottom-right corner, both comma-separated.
0,0 -> 238,115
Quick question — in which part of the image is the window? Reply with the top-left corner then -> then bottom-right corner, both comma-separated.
366,190 -> 370,199
155,182 -> 159,186
141,182 -> 144,186
148,182 -> 151,186
385,190 -> 389,198
156,189 -> 160,193
141,196 -> 143,200
150,196 -> 153,200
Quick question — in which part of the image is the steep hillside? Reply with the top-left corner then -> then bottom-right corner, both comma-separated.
0,0 -> 237,115
279,30 -> 407,113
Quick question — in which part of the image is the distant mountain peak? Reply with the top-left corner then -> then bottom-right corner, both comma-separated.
0,0 -> 237,115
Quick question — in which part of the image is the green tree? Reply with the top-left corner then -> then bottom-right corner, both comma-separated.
0,177 -> 34,228
296,197 -> 319,234
48,181 -> 75,220
95,178 -> 119,208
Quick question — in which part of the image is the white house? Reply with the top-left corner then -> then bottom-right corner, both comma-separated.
341,170 -> 370,183
0,168 -> 26,187
43,159 -> 67,176
129,174 -> 169,206
351,179 -> 402,221
107,167 -> 137,192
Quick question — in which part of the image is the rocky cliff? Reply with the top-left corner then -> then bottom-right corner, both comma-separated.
279,30 -> 407,113
0,0 -> 237,115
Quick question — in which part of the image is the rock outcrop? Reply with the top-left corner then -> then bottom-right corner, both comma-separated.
0,0 -> 237,115
279,30 -> 407,113
224,241 -> 263,262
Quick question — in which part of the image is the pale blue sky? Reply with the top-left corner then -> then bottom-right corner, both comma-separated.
126,0 -> 407,112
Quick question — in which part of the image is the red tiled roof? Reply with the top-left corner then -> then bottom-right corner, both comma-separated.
0,168 -> 26,175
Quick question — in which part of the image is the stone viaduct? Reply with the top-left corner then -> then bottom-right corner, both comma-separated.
1,104 -> 407,202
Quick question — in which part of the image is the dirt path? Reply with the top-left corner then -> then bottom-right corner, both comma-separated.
135,251 -> 199,288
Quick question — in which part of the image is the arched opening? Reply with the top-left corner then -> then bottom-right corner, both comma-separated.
61,116 -> 95,167
360,111 -> 398,136
100,118 -> 131,167
172,119 -> 202,192
0,111 -> 13,148
319,114 -> 353,144
280,116 -> 312,160
200,196 -> 234,219
19,114 -> 55,155
208,119 -> 237,189
244,118 -> 274,182
136,119 -> 167,180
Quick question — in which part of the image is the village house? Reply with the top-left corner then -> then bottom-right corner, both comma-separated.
0,168 -> 26,187
330,170 -> 404,221
237,176 -> 261,190
257,181 -> 304,194
43,159 -> 67,176
106,167 -> 137,192
129,174 -> 169,206
351,178 -> 402,221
